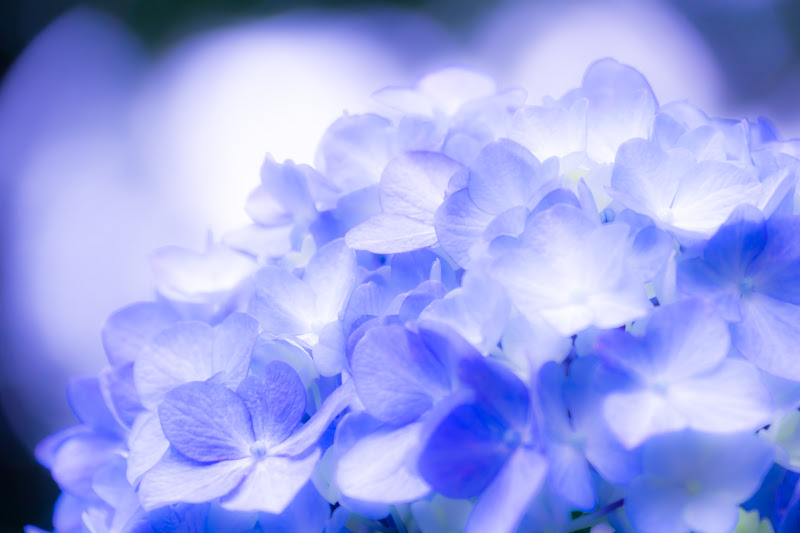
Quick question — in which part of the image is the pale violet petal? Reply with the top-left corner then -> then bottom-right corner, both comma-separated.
604,390 -> 687,449
314,113 -> 393,195
467,139 -> 543,215
150,244 -> 256,303
683,495 -> 739,533
666,359 -> 773,434
670,161 -> 761,237
304,238 -> 356,324
417,68 -> 496,115
221,449 -> 321,514
379,151 -> 462,223
465,447 -> 547,533
346,214 -> 438,254
101,302 -> 179,366
271,379 -> 357,457
510,99 -> 587,160
581,58 -> 657,164
734,293 -> 800,381
410,495 -> 472,533
312,321 -> 348,378
350,325 -> 450,426
644,299 -> 730,383
609,139 -> 693,219
138,449 -> 251,510
336,422 -> 431,504
236,361 -> 306,447
158,381 -> 253,462
418,272 -> 510,354
433,189 -> 494,268
250,266 -> 315,336
127,412 -> 169,484
134,321 -> 215,410
212,312 -> 259,388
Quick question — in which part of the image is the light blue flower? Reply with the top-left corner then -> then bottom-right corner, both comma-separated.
594,299 -> 773,448
487,202 -> 652,336
678,205 -> 800,381
139,361 -> 355,513
625,431 -> 774,533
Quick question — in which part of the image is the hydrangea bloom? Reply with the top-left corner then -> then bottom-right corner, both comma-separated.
32,59 -> 800,533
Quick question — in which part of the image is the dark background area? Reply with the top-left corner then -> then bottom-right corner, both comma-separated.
1,1 -> 800,531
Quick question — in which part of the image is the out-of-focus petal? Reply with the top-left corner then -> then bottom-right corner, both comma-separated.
465,447 -> 547,533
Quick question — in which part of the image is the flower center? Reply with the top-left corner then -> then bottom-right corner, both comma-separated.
502,428 -> 521,449
739,277 -> 756,296
656,207 -> 675,224
250,441 -> 268,459
686,479 -> 703,495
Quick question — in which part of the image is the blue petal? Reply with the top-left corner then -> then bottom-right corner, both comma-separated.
419,272 -> 510,355
625,478 -> 691,533
250,266 -> 316,336
158,381 -> 253,462
100,365 -> 143,430
66,377 -> 123,436
643,431 -> 774,503
703,204 -> 766,281
312,321 -> 348,377
643,299 -> 730,382
257,482 -> 331,533
434,188 -> 494,267
529,187 -> 581,217
379,151 -> 463,223
347,213 -> 439,253
102,302 -> 178,366
271,379 -> 357,457
351,325 -> 451,426
236,361 -> 306,448
581,58 -> 657,164
398,280 -> 447,323
751,214 -> 800,306
134,321 -> 215,409
336,421 -> 431,504
457,357 -> 530,430
467,139 -> 544,215
212,312 -> 259,387
677,258 -> 742,321
139,448 -> 251,510
465,447 -> 547,533
303,238 -> 357,322
734,293 -> 800,381
251,155 -> 316,224
315,113 -> 393,194
50,431 -> 121,499
418,403 -> 515,498
221,449 -> 321,514
416,320 -> 482,371
127,411 -> 169,484
546,443 -> 596,511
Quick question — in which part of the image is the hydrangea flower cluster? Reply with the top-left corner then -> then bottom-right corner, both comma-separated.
32,59 -> 800,533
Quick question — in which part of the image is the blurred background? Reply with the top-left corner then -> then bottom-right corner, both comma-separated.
1,0 -> 799,530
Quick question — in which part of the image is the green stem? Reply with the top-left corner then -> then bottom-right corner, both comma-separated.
390,506 -> 408,533
310,381 -> 322,411
566,499 -> 624,532
349,514 -> 393,533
